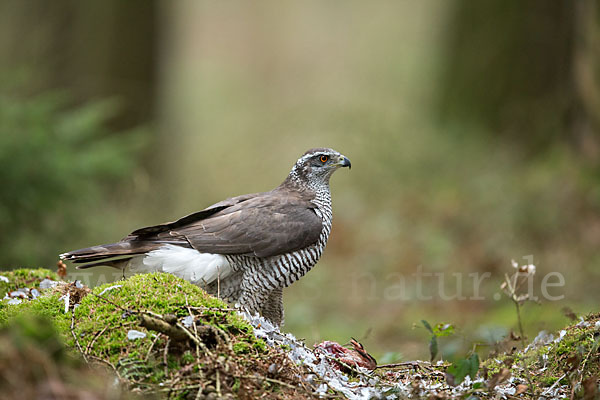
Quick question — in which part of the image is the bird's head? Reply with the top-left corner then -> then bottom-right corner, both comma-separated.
286,148 -> 351,189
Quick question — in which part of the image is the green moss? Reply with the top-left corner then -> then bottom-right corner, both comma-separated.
0,268 -> 66,330
279,344 -> 292,351
0,270 -> 302,397
483,312 -> 600,393
554,328 -> 592,356
0,268 -> 60,297
180,351 -> 194,364
233,341 -> 251,354
253,339 -> 267,352
232,377 -> 241,392
1,292 -> 66,326
59,272 -> 268,392
1,271 -> 264,353
70,273 -> 252,362
540,376 -> 557,387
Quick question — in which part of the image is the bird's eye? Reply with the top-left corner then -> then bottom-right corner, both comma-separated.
320,155 -> 329,163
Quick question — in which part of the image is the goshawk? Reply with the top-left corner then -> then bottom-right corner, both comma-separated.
61,148 -> 351,326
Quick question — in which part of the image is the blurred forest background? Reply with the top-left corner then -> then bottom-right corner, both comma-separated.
1,0 -> 599,362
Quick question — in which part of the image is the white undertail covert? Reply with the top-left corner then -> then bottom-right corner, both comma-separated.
127,244 -> 232,287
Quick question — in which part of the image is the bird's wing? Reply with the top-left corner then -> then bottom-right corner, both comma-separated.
128,192 -> 258,236
164,190 -> 323,258
62,193 -> 260,264
63,190 -> 323,263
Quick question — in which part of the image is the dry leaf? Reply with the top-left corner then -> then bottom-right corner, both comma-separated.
56,260 -> 67,279
487,368 -> 511,389
515,384 -> 528,395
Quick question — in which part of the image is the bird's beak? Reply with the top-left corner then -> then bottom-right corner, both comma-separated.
339,155 -> 351,169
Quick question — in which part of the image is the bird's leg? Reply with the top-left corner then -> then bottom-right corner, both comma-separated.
205,270 -> 242,305
236,287 -> 268,319
237,270 -> 275,322
261,287 -> 284,327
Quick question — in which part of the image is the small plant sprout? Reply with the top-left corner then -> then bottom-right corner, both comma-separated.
421,320 -> 455,361
501,259 -> 537,348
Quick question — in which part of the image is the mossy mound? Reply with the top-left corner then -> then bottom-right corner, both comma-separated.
0,268 -> 63,326
482,312 -> 600,398
0,268 -> 59,296
2,268 -> 600,399
531,313 -> 600,391
0,269 -> 315,399
69,272 -> 262,365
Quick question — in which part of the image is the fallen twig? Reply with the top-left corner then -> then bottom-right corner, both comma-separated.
162,337 -> 170,376
87,354 -> 121,379
321,353 -> 373,380
184,305 -> 237,313
376,360 -> 436,370
139,314 -> 190,342
70,312 -> 88,363
85,326 -> 108,356
144,333 -> 161,363
239,374 -> 300,390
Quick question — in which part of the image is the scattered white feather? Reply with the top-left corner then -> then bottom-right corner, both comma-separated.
576,317 -> 589,328
39,279 -> 58,289
9,289 -> 28,298
182,315 -> 194,328
98,284 -> 123,296
524,330 -> 554,352
0,275 -> 8,283
59,292 -> 70,313
555,330 -> 567,343
127,330 -> 147,340
240,311 -> 404,400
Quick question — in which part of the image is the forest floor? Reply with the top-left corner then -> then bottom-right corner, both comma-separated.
0,268 -> 598,400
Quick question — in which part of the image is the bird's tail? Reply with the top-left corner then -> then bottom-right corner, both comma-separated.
60,241 -> 172,269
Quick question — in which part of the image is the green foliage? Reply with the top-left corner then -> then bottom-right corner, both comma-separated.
0,92 -> 145,267
231,377 -> 241,392
422,319 -> 433,333
253,340 -> 267,352
433,323 -> 455,337
446,353 -> 479,386
422,320 -> 455,361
